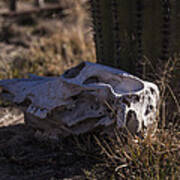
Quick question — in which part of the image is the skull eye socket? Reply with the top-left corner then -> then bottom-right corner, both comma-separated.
83,76 -> 100,85
63,62 -> 86,78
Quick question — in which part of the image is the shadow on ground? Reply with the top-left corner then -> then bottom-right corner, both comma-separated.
0,124 -> 100,180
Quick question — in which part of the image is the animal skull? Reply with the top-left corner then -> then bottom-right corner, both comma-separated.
0,62 -> 159,137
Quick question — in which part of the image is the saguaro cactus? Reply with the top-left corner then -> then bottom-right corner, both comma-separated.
90,0 -> 180,76
90,0 -> 137,73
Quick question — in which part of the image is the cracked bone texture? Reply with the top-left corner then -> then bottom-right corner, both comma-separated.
0,62 -> 159,137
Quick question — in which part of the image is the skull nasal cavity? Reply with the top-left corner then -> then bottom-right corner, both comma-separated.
63,62 -> 86,78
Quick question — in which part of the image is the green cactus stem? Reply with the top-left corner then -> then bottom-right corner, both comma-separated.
90,0 -> 180,76
90,0 -> 138,73
111,0 -> 137,71
173,0 -> 180,54
90,0 -> 115,67
142,0 -> 163,63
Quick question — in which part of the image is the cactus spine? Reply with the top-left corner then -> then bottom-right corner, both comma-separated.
90,0 -> 137,73
90,0 -> 180,76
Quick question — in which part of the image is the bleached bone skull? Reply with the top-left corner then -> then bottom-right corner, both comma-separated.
0,62 -> 159,137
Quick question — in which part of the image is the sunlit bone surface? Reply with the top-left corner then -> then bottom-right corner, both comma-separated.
0,62 -> 159,137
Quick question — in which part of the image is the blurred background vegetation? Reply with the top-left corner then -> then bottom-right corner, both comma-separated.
0,0 -> 95,79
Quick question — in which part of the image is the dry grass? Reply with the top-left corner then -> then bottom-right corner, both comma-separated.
72,55 -> 180,179
0,0 -> 95,78
27,28 -> 95,76
95,128 -> 179,179
25,0 -> 95,76
89,56 -> 180,179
